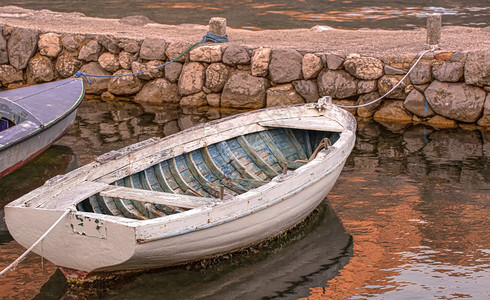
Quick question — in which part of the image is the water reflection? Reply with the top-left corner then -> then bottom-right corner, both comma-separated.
0,98 -> 488,299
2,0 -> 489,29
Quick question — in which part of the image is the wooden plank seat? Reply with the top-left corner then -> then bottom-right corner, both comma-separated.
99,185 -> 217,209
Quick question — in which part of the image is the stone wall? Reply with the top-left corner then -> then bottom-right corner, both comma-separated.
0,24 -> 489,128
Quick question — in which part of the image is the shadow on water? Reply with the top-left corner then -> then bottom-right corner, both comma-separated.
35,201 -> 353,299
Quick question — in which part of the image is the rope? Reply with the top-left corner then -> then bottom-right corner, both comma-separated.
75,32 -> 229,84
335,47 -> 434,109
0,209 -> 71,276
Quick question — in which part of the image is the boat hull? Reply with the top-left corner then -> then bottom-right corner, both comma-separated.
0,111 -> 77,177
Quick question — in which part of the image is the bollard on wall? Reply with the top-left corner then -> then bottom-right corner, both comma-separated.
426,13 -> 441,46
209,17 -> 227,36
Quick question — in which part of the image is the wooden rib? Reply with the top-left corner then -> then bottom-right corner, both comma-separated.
214,142 -> 263,181
184,153 -> 220,197
142,168 -> 180,215
201,145 -> 249,193
88,196 -> 103,213
236,136 -> 278,178
129,176 -> 152,218
154,164 -> 176,193
258,130 -> 306,170
95,195 -> 119,216
168,157 -> 204,197
258,131 -> 288,166
105,196 -> 147,220
285,129 -> 308,160
304,130 -> 313,157
100,186 -> 215,209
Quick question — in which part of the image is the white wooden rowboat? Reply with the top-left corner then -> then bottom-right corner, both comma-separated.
4,97 -> 356,282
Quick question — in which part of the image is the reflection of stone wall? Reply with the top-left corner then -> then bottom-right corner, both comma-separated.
349,120 -> 489,184
0,24 -> 489,127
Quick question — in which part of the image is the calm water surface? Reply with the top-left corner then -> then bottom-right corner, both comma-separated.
3,0 -> 489,30
0,98 -> 489,299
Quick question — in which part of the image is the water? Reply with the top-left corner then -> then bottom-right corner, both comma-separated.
0,98 -> 489,299
2,0 -> 489,30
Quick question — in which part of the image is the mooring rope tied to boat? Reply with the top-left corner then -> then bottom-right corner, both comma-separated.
75,32 -> 228,84
334,47 -> 435,109
0,209 -> 71,276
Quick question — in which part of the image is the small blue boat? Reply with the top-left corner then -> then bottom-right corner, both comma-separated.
0,78 -> 85,177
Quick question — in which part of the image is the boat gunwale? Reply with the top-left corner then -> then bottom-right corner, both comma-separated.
0,78 -> 85,151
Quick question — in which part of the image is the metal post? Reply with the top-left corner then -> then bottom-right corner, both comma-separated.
282,162 -> 288,175
426,13 -> 441,46
219,185 -> 224,200
209,17 -> 227,36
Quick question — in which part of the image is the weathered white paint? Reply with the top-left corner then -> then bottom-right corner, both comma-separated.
4,103 -> 356,278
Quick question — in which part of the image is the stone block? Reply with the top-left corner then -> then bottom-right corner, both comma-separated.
266,84 -> 304,107
251,47 -> 271,77
269,49 -> 302,83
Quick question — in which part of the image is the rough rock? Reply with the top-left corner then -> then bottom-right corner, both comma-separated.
78,40 -> 100,62
78,62 -> 111,94
165,62 -> 183,83
384,65 -> 405,75
302,53 -> 323,80
178,62 -> 205,96
477,93 -> 490,127
8,27 -> 39,69
324,53 -> 344,70
222,45 -> 250,66
101,91 -> 116,101
180,92 -> 207,107
317,69 -> 357,99
189,45 -> 222,63
205,63 -> 229,92
98,52 -> 120,73
0,34 -> 7,64
117,38 -> 140,53
108,69 -> 144,95
357,80 -> 377,94
118,51 -> 133,69
292,80 -> 319,103
251,47 -> 270,77
409,60 -> 432,84
206,93 -> 220,107
404,89 -> 435,118
449,52 -> 465,62
373,100 -> 412,122
97,35 -> 119,54
332,99 -> 356,115
166,41 -> 192,62
38,33 -> 61,58
55,51 -> 82,78
357,92 -> 382,118
131,60 -> 164,80
378,75 -> 411,99
221,71 -> 269,109
464,50 -> 490,86
140,37 -> 167,60
266,84 -> 305,107
61,34 -> 80,51
344,54 -> 384,80
26,55 -> 55,84
432,61 -> 464,82
426,115 -> 458,129
134,78 -> 179,104
269,49 -> 303,83
425,80 -> 486,122
0,64 -> 23,84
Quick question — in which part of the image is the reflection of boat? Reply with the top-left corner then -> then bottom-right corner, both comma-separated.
0,145 -> 76,206
5,98 -> 356,282
37,202 -> 353,299
0,78 -> 84,177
